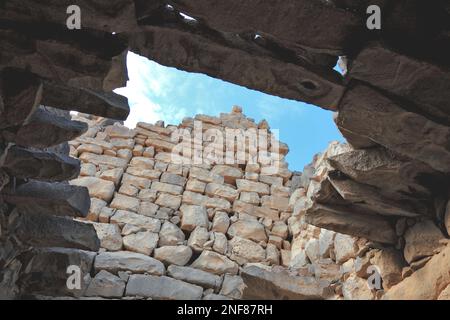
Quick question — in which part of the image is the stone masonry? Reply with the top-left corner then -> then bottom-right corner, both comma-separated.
23,108 -> 383,300
65,107 -> 307,300
39,106 -> 447,301
0,0 -> 449,299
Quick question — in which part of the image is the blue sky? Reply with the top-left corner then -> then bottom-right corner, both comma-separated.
115,52 -> 344,171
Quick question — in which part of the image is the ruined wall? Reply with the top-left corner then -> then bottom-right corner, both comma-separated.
64,107 -> 306,299
21,106 -> 450,300
22,108 -> 387,300
1,0 -> 449,299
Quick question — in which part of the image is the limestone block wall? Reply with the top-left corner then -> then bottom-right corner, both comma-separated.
35,107 -> 374,300
65,107 -> 291,299
34,105 -> 446,301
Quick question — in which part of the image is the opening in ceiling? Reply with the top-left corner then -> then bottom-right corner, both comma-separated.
114,51 -> 344,171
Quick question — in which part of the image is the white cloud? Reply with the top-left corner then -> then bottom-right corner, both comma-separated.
114,52 -> 188,128
114,51 -> 304,130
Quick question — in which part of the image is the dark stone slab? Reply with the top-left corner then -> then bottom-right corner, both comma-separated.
336,83 -> 450,173
2,181 -> 90,218
0,23 -> 128,91
328,147 -> 443,197
14,212 -> 100,251
0,67 -> 42,129
42,82 -> 130,121
305,202 -> 397,244
0,0 -> 138,34
19,247 -> 96,297
327,172 -> 428,218
129,24 -> 345,110
3,108 -> 87,148
165,0 -> 361,55
2,146 -> 80,181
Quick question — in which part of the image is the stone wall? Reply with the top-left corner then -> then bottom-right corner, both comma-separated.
12,105 -> 449,300
22,108 -> 381,300
1,0 -> 449,299
65,107 -> 300,299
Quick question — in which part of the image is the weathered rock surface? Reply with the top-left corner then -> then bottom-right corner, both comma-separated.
159,221 -> 185,246
94,251 -> 165,276
305,203 -> 397,244
180,205 -> 209,231
241,266 -> 329,299
191,251 -> 239,275
167,265 -> 222,290
17,248 -> 95,297
3,146 -> 81,181
4,1 -> 447,299
229,237 -> 266,263
350,43 -> 450,125
342,274 -> 374,300
228,220 -> 268,243
334,234 -> 358,264
370,248 -> 405,289
110,210 -> 161,232
15,213 -> 99,251
154,246 -> 193,266
93,223 -> 123,251
220,275 -> 246,299
384,245 -> 450,300
403,220 -> 446,264
2,181 -> 90,218
85,270 -> 126,298
327,147 -> 437,197
123,231 -> 159,256
126,274 -> 203,300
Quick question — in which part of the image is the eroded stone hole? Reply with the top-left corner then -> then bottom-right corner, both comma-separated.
300,80 -> 318,91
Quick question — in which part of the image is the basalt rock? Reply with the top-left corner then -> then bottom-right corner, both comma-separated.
1,181 -> 90,218
14,212 -> 100,251
0,0 -> 138,33
3,108 -> 88,148
2,146 -> 81,181
41,83 -> 130,121
0,68 -> 42,129
18,248 -> 96,298
328,173 -> 428,218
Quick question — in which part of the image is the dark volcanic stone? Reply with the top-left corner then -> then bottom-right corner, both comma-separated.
14,212 -> 100,251
2,180 -> 91,218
